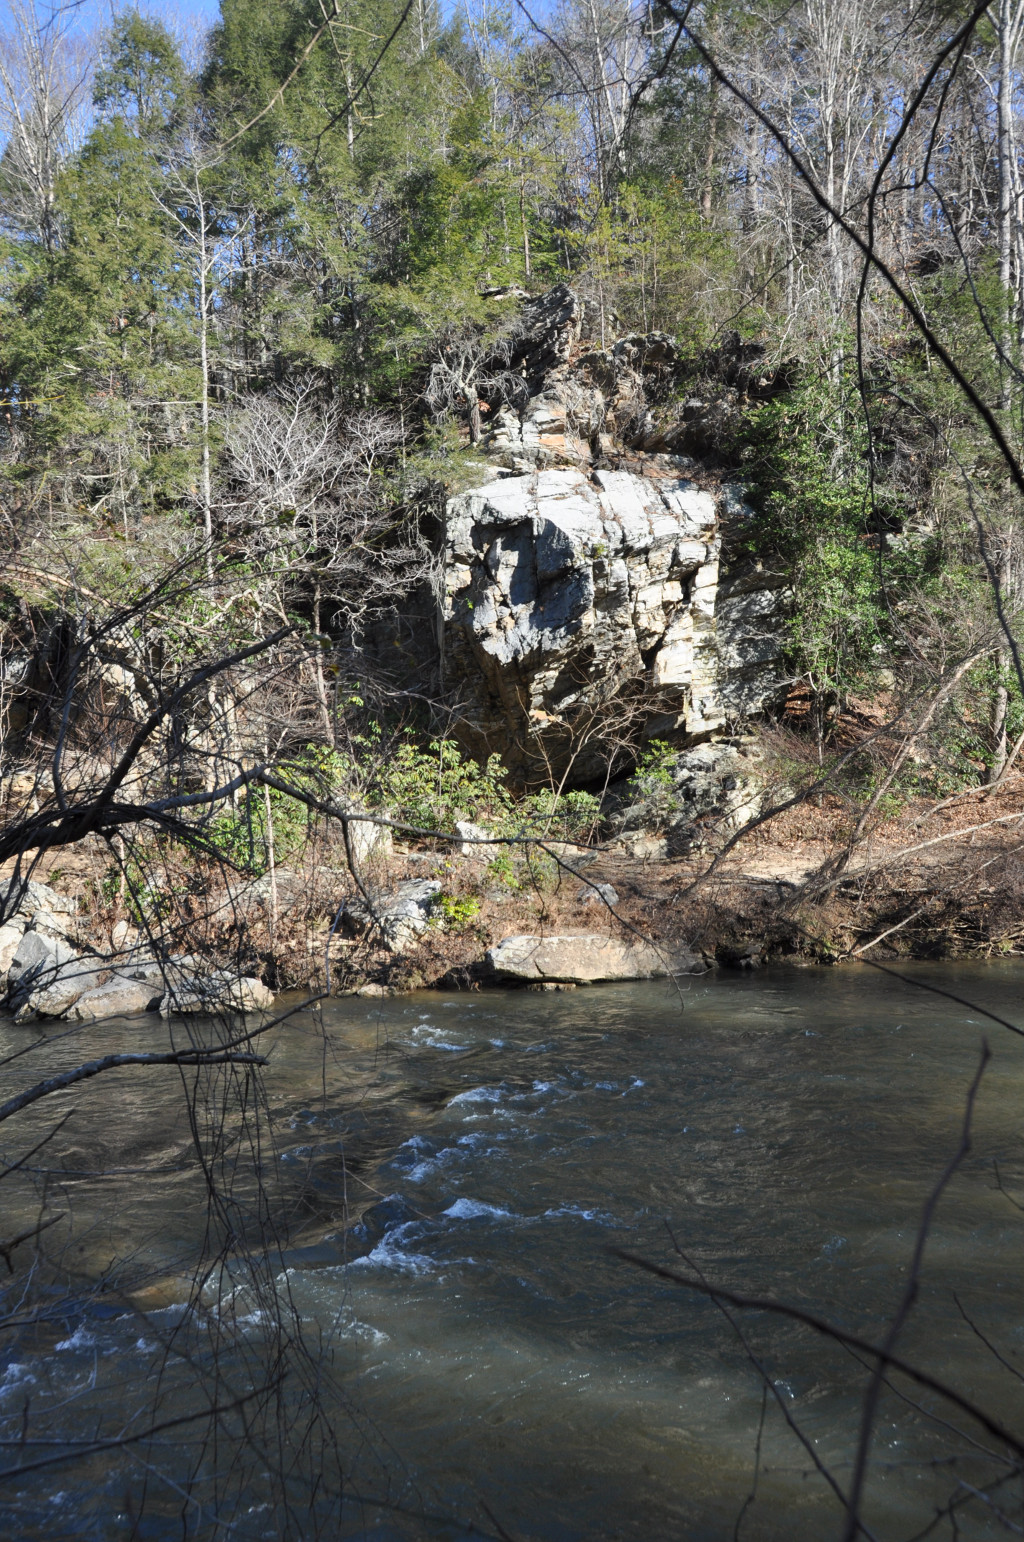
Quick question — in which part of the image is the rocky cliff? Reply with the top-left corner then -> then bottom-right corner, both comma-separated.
439,287 -> 788,785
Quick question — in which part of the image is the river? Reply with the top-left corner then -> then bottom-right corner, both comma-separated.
0,963 -> 1022,1540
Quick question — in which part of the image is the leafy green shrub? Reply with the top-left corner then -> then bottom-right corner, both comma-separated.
618,740 -> 682,827
102,851 -> 182,924
511,787 -> 601,842
202,746 -> 352,876
435,894 -> 482,929
366,734 -> 511,833
486,853 -> 521,890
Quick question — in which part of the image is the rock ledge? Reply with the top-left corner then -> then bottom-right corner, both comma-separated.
485,932 -> 703,984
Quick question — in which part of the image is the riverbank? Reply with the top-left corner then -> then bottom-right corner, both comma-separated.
3,776 -> 1023,1011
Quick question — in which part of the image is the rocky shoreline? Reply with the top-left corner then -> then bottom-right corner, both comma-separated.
4,779 -> 1023,1023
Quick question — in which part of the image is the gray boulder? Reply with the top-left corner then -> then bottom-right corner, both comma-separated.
0,922 -> 25,979
486,932 -> 703,984
29,909 -> 77,940
343,880 -> 441,953
576,882 -> 619,908
6,930 -> 100,1020
454,820 -> 493,856
7,928 -> 78,992
0,878 -> 77,925
606,738 -> 766,854
159,970 -> 273,1015
24,961 -> 107,1019
68,976 -> 162,1021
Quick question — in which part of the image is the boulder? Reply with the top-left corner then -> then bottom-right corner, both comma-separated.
606,738 -> 766,854
0,922 -> 25,978
576,882 -> 619,908
110,919 -> 140,952
343,812 -> 393,867
454,820 -> 493,856
23,961 -> 107,1018
7,928 -> 78,994
6,930 -> 102,1019
0,877 -> 77,923
29,909 -> 77,940
485,932 -> 703,984
159,970 -> 273,1015
342,880 -> 441,953
68,976 -> 162,1021
428,287 -> 789,786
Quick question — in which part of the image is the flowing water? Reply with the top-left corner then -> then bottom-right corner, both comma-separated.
1,963 -> 1023,1540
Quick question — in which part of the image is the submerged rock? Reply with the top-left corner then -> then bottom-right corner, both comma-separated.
485,932 -> 703,984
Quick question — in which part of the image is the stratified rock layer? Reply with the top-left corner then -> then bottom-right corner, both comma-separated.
443,466 -> 784,781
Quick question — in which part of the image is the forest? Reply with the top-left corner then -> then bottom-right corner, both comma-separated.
2,0 -> 1023,800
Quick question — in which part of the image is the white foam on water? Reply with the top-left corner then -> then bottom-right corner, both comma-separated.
348,1220 -> 436,1275
449,1085 -> 506,1106
543,1203 -> 619,1226
55,1326 -> 95,1352
443,1197 -> 515,1221
0,1362 -> 36,1395
409,1024 -> 473,1051
349,1239 -> 436,1275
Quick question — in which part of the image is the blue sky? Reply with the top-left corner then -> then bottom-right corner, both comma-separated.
56,0 -> 223,41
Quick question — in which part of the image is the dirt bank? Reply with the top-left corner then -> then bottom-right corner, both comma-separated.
6,778 -> 1021,1001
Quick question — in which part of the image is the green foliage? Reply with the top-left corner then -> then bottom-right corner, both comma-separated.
486,852 -> 521,890
629,739 -> 678,789
435,893 -> 482,929
728,376 -> 936,697
616,739 -> 684,828
582,181 -> 738,345
366,734 -> 512,833
202,747 -> 350,875
102,850 -> 182,924
94,9 -> 188,133
512,788 -> 601,843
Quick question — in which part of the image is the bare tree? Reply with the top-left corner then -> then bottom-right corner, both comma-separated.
0,0 -> 93,251
223,381 -> 426,743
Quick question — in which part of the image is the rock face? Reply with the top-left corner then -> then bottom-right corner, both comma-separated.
439,287 -> 787,784
445,467 -> 723,778
486,933 -> 703,984
444,466 -> 784,782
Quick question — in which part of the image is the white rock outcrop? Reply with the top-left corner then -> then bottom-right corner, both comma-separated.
443,465 -> 784,780
342,879 -> 442,953
433,285 -> 788,787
